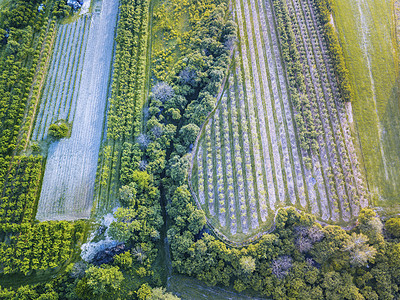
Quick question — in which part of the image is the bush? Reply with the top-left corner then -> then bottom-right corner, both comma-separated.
48,122 -> 69,138
152,82 -> 174,103
31,142 -> 40,152
385,218 -> 400,237
271,256 -> 293,279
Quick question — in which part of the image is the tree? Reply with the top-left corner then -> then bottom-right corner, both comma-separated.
137,134 -> 151,149
114,251 -> 133,270
108,207 -> 139,242
137,284 -> 152,300
239,256 -> 256,275
343,233 -> 377,267
48,122 -> 69,138
358,209 -> 383,243
187,209 -> 206,235
152,82 -> 174,103
179,123 -> 200,148
271,256 -> 292,279
148,287 -> 180,299
75,265 -> 124,299
119,184 -> 136,207
385,218 -> 400,238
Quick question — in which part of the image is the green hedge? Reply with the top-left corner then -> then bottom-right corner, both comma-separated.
313,0 -> 353,102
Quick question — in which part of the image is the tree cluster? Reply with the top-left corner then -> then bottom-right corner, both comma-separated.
0,156 -> 42,224
313,0 -> 353,102
0,220 -> 85,275
48,122 -> 69,139
272,0 -> 318,152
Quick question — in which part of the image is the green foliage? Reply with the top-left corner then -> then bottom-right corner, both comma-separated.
48,122 -> 69,139
313,0 -> 353,102
119,184 -> 137,207
179,123 -> 199,148
357,209 -> 383,244
109,170 -> 162,275
239,256 -> 256,275
343,233 -> 376,267
0,0 -> 56,157
75,265 -> 124,299
148,287 -> 180,299
137,283 -> 152,300
114,251 -> 133,270
0,156 -> 42,224
385,218 -> 400,238
0,220 -> 84,275
107,0 -> 150,140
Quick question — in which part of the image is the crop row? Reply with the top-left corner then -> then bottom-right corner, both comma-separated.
15,19 -> 58,151
0,156 -> 42,224
107,0 -> 150,140
195,0 -> 313,237
32,15 -> 91,141
273,0 -> 367,220
0,221 -> 83,275
193,0 -> 367,240
36,0 -> 119,221
0,25 -> 48,156
95,0 -> 152,214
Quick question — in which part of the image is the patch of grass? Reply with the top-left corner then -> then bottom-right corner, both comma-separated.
331,0 -> 400,207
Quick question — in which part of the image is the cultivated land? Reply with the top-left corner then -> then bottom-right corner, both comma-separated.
32,16 -> 91,141
35,0 -> 118,221
331,0 -> 400,209
191,0 -> 368,242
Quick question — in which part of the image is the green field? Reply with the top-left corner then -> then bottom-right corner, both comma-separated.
331,0 -> 400,209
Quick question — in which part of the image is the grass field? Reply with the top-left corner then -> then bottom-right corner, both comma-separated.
36,0 -> 118,221
331,0 -> 400,209
191,0 -> 368,243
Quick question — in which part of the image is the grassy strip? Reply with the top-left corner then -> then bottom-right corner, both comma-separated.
313,0 -> 353,102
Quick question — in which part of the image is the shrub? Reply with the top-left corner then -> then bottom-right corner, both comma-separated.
136,134 -> 151,149
385,218 -> 400,238
271,256 -> 293,279
48,122 -> 69,138
152,81 -> 174,103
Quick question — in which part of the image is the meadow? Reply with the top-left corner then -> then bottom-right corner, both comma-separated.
331,0 -> 400,209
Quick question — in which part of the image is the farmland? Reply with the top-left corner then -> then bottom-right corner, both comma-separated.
35,0 -> 119,221
94,0 -> 151,214
191,0 -> 368,242
32,15 -> 91,141
0,157 -> 42,225
331,0 -> 400,209
2,0 -> 400,298
0,0 -> 88,282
